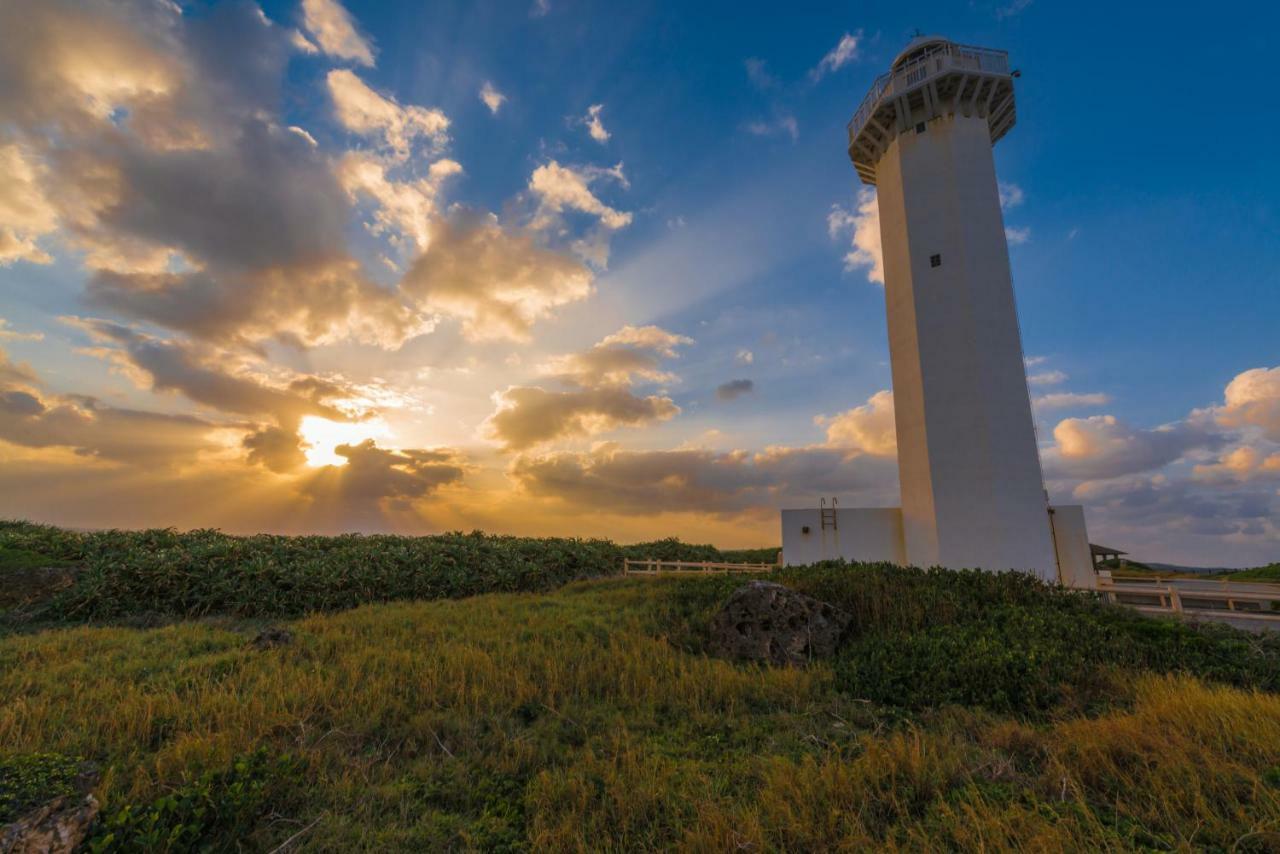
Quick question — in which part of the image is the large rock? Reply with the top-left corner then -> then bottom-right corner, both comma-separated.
709,581 -> 852,666
0,794 -> 99,854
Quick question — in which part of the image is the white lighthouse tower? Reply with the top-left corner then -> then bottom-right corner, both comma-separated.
782,36 -> 1094,586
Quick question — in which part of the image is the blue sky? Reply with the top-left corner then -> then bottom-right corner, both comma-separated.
0,0 -> 1277,564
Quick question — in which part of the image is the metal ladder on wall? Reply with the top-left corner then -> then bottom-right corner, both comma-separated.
820,497 -> 838,531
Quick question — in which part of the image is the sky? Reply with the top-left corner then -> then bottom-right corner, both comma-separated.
0,0 -> 1277,565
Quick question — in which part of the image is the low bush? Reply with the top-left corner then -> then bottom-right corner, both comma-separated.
0,752 -> 86,823
0,521 -> 780,623
86,749 -> 303,852
648,562 -> 1280,717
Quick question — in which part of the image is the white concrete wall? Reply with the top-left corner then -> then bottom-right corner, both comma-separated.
875,112 -> 1058,582
781,508 -> 905,567
1049,504 -> 1095,589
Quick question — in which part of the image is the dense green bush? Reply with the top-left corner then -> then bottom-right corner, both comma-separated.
0,521 -> 780,622
87,749 -> 303,852
652,562 -> 1280,717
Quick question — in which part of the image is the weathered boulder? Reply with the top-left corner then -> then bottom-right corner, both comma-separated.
709,581 -> 851,666
1,787 -> 98,854
250,627 -> 294,649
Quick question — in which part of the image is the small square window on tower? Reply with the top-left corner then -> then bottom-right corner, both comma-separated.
916,122 -> 927,134
930,254 -> 942,268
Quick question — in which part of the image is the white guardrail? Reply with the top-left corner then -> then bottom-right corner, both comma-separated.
623,559 -> 778,576
1097,571 -> 1280,623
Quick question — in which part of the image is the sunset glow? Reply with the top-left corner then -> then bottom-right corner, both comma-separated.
298,416 -> 394,468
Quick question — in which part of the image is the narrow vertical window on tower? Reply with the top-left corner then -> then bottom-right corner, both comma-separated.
930,254 -> 942,268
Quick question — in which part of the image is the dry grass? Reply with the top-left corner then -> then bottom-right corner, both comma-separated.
2,577 -> 1279,850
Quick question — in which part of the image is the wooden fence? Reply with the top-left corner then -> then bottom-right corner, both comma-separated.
623,559 -> 778,576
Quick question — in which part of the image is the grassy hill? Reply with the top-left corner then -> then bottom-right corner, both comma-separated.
2,521 -> 1280,850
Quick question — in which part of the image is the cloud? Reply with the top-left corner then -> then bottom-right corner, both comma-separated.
509,441 -> 896,516
528,161 -> 631,231
817,389 -> 897,456
1043,414 -> 1220,481
998,181 -> 1024,210
327,69 -> 449,160
0,319 -> 43,342
736,349 -> 754,365
67,318 -> 348,428
0,144 -> 58,265
530,0 -> 551,17
1033,391 -> 1110,410
542,325 -> 692,387
1005,226 -> 1031,246
716,379 -> 755,401
582,104 -> 610,143
828,189 -> 883,284
303,440 -> 464,503
479,81 -> 507,114
337,152 -> 461,255
401,211 -> 593,341
744,115 -> 799,141
0,349 -> 220,467
301,0 -> 375,66
1213,366 -> 1280,441
486,386 -> 680,450
243,425 -> 307,473
811,31 -> 862,81
1192,445 -> 1280,485
484,325 -> 691,449
1028,370 -> 1066,386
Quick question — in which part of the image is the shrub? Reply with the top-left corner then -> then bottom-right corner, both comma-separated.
0,752 -> 86,823
86,749 -> 303,853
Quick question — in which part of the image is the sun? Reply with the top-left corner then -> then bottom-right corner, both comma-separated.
298,416 -> 392,467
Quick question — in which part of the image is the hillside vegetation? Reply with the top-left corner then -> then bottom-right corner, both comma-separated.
2,521 -> 1280,851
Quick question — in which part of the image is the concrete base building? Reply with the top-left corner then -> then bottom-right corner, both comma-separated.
782,36 -> 1094,588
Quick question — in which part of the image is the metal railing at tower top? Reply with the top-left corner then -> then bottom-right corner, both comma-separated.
847,43 -> 1011,142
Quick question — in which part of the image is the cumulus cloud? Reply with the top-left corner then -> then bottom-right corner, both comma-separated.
1044,414 -> 1220,481
528,161 -> 631,231
1214,366 -> 1280,441
337,152 -> 461,255
0,145 -> 58,265
401,212 -> 593,341
541,325 -> 692,387
828,189 -> 883,284
510,441 -> 896,516
716,379 -> 755,401
818,390 -> 897,456
736,349 -> 754,365
0,2 -> 436,351
1033,391 -> 1110,410
1192,445 -> 1280,485
811,31 -> 862,81
243,425 -> 307,473
301,0 -> 375,66
479,81 -> 507,114
0,346 -> 220,467
327,69 -> 449,160
1028,370 -> 1066,386
486,386 -> 680,450
67,318 -> 348,428
303,440 -> 464,503
582,104 -> 610,143
485,325 -> 691,449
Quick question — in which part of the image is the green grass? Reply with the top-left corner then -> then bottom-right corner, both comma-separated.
1219,563 -> 1280,583
2,523 -> 1280,850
